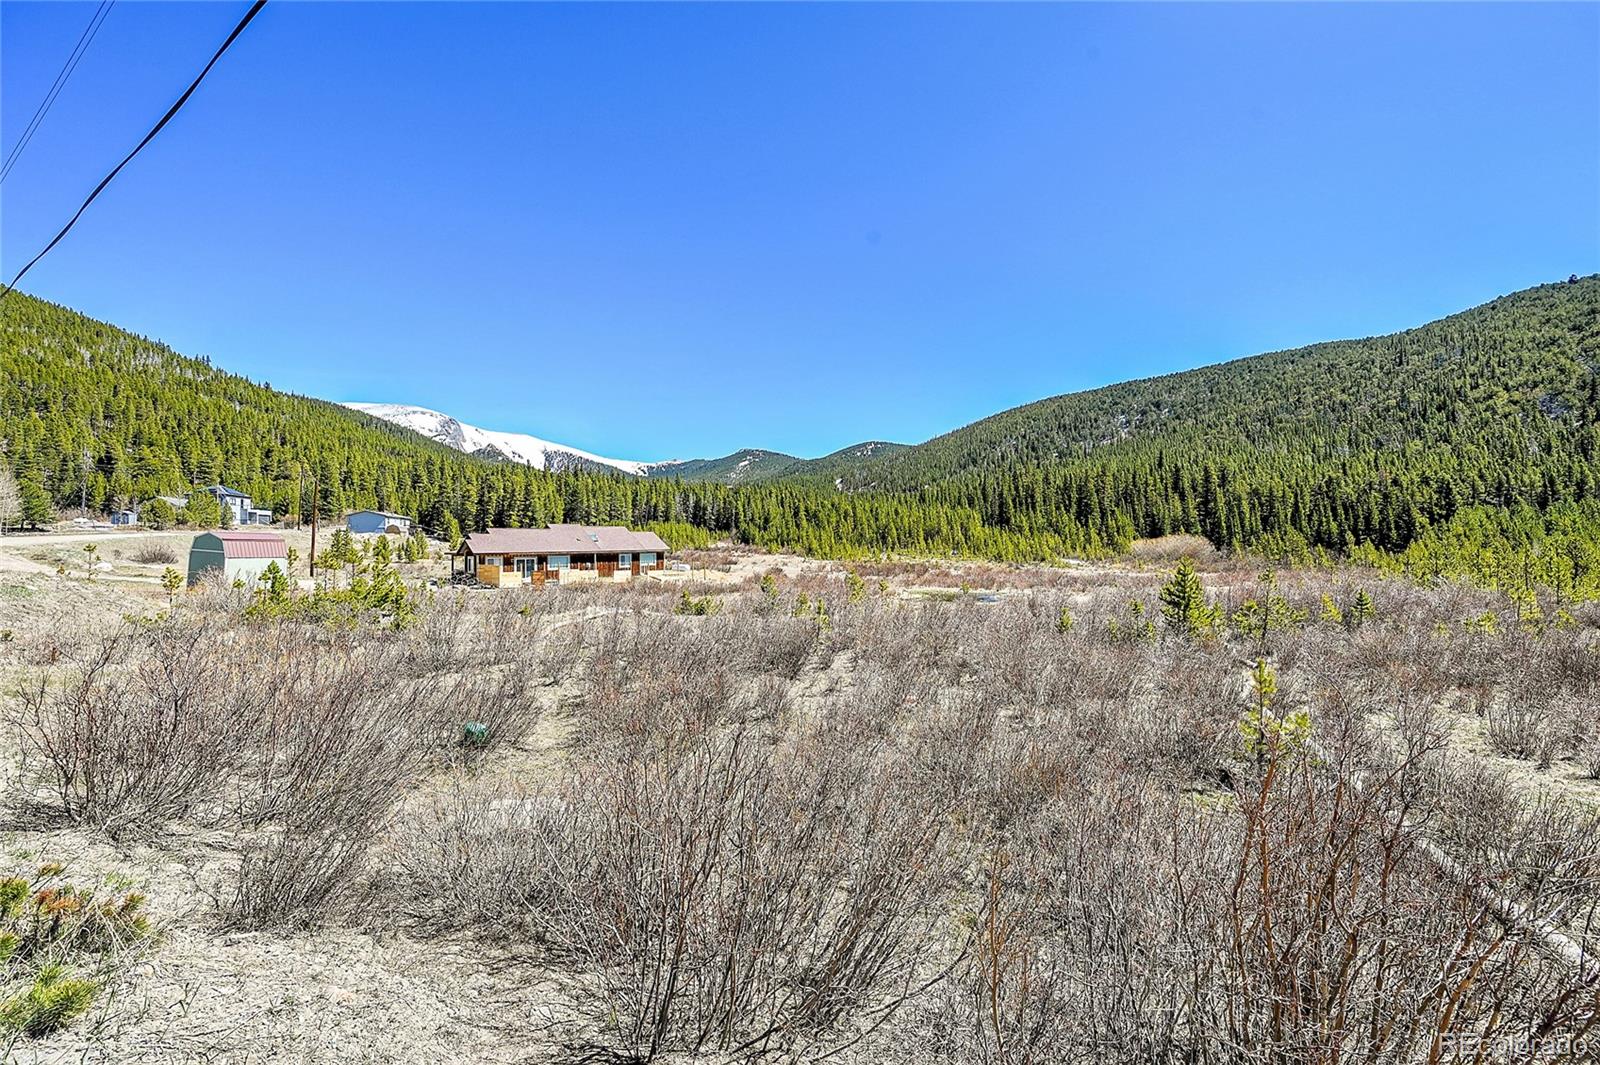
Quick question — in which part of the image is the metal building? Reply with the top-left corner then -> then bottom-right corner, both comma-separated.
187,531 -> 288,586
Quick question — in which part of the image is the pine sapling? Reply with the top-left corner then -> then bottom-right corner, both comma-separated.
1159,558 -> 1218,638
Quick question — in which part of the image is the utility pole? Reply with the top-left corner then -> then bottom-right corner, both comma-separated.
80,447 -> 89,516
309,469 -> 319,577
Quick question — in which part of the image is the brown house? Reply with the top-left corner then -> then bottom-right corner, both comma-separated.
453,524 -> 670,586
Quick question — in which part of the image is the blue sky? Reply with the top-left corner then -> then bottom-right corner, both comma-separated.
3,2 -> 1597,462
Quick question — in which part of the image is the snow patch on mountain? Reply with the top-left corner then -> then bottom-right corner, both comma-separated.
345,403 -> 674,475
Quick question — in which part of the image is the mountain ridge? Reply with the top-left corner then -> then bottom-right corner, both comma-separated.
818,275 -> 1600,495
4,277 -> 1596,563
342,402 -> 667,476
346,402 -> 910,486
351,277 -> 1597,494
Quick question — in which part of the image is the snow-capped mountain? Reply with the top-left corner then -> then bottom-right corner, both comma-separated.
345,403 -> 677,476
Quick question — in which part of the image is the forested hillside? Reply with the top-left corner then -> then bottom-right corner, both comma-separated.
0,293 -> 1087,558
836,277 -> 1600,554
647,448 -> 802,484
3,279 -> 1598,578
647,441 -> 910,485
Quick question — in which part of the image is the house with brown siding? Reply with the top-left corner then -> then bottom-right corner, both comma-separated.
453,524 -> 670,586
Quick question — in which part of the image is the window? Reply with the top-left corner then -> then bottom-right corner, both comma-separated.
480,555 -> 502,569
640,552 -> 656,566
619,553 -> 632,567
548,555 -> 570,570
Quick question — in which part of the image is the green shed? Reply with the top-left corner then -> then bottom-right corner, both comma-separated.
188,531 -> 287,586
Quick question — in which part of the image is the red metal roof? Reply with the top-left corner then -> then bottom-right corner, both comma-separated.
460,524 -> 669,556
210,531 -> 287,559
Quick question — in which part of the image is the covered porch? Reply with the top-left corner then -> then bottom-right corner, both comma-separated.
452,548 -> 662,586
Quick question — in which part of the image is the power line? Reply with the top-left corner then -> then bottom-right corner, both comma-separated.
0,0 -> 268,302
0,0 -> 116,185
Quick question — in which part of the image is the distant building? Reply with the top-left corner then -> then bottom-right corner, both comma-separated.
202,485 -> 272,526
347,510 -> 412,536
187,531 -> 287,586
110,495 -> 189,527
454,524 -> 669,586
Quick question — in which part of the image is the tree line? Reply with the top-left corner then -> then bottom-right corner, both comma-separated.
4,281 -> 1598,587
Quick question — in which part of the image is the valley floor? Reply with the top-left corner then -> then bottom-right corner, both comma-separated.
1,535 -> 1597,1062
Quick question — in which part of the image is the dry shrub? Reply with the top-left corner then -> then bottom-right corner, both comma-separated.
15,546 -> 1600,1057
1582,728 -> 1600,781
387,777 -> 562,931
677,547 -> 738,570
12,619 -> 268,837
1480,636 -> 1588,767
397,622 -> 964,1060
12,604 -> 547,929
127,542 -> 178,565
223,818 -> 377,931
234,635 -> 420,825
529,721 -> 958,1060
1127,533 -> 1219,563
219,625 -> 542,927
941,778 -> 1218,1063
936,736 -> 1600,1063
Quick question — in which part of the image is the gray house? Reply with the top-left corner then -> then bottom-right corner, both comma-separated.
187,531 -> 287,586
111,494 -> 187,526
347,510 -> 412,536
203,485 -> 272,526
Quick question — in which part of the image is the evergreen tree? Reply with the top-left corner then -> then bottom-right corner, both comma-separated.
161,566 -> 182,606
4,281 -> 1599,575
1159,558 -> 1217,637
142,497 -> 176,529
0,460 -> 19,533
1349,589 -> 1376,626
19,481 -> 52,529
180,492 -> 222,528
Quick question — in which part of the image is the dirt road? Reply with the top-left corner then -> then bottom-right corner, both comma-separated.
0,529 -> 195,549
0,529 -> 195,579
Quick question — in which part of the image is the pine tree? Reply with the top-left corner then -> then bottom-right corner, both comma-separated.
1318,594 -> 1343,626
441,511 -> 463,550
181,492 -> 222,529
257,561 -> 290,602
142,497 -> 176,529
19,481 -> 52,529
1349,589 -> 1376,626
161,566 -> 182,606
1160,558 -> 1216,637
0,460 -> 19,534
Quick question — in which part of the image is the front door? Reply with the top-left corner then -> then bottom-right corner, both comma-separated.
514,558 -> 538,582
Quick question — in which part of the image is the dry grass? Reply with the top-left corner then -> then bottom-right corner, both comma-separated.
1127,532 -> 1220,562
3,551 -> 1598,1061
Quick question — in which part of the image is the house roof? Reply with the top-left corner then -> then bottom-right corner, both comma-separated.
350,510 -> 411,521
206,531 -> 287,559
205,485 -> 249,499
460,524 -> 669,556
